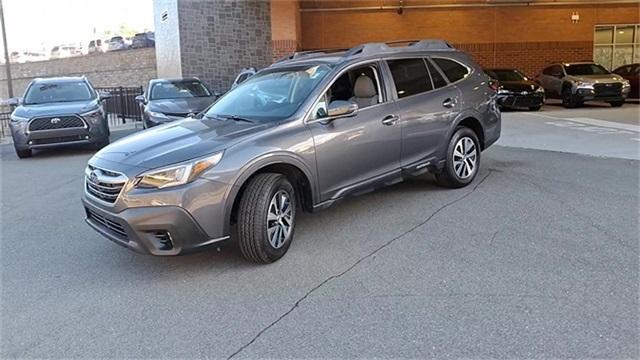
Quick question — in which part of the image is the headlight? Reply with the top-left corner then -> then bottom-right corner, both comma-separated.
10,114 -> 29,122
536,86 -> 545,93
81,109 -> 103,124
147,110 -> 168,119
497,88 -> 510,94
135,152 -> 223,189
622,80 -> 630,88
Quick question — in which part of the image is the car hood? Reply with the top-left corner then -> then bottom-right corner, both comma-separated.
569,74 -> 625,83
500,80 -> 541,93
148,97 -> 216,115
93,117 -> 273,170
13,100 -> 99,119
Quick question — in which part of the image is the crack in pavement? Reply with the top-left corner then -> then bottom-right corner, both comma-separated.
226,170 -> 493,359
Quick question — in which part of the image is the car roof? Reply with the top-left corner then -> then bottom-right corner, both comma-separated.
32,76 -> 87,84
150,77 -> 202,84
270,39 -> 459,69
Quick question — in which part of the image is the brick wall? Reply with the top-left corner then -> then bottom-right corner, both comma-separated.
175,0 -> 272,93
0,48 -> 157,99
298,2 -> 640,75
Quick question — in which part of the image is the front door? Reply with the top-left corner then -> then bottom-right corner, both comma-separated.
308,62 -> 402,201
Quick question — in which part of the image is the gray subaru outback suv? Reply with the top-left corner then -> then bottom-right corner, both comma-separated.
82,40 -> 501,263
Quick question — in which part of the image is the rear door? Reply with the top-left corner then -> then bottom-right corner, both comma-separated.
387,57 -> 461,168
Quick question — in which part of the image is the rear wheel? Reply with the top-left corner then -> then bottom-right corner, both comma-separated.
435,127 -> 480,188
609,100 -> 624,107
237,173 -> 297,263
15,148 -> 32,159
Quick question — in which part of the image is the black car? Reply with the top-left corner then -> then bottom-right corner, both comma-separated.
485,68 -> 545,111
136,78 -> 217,128
131,32 -> 155,49
8,76 -> 111,158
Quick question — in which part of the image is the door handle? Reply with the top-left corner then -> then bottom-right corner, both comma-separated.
442,98 -> 455,108
382,115 -> 399,126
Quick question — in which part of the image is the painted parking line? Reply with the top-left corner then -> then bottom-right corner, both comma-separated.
530,113 -> 640,133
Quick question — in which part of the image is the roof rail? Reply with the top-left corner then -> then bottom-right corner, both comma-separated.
343,39 -> 455,58
275,47 -> 350,64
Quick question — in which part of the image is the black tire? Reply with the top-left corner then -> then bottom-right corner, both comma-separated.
528,105 -> 542,111
609,100 -> 624,107
15,148 -> 32,159
237,173 -> 297,263
562,87 -> 580,108
435,127 -> 481,188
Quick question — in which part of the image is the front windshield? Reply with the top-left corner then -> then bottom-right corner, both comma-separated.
150,81 -> 211,100
486,69 -> 527,81
564,64 -> 610,76
204,64 -> 332,122
24,81 -> 94,105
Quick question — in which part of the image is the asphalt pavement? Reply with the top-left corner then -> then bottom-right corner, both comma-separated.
1,104 -> 638,358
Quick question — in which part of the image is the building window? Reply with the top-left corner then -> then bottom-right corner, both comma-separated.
594,24 -> 640,70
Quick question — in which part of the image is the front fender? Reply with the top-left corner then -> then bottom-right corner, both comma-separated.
220,151 -> 318,236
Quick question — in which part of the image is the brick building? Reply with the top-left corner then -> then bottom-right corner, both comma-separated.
154,0 -> 640,89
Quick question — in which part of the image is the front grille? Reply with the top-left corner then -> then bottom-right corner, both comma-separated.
593,83 -> 622,98
29,116 -> 85,131
85,165 -> 127,204
86,207 -> 128,240
31,135 -> 85,145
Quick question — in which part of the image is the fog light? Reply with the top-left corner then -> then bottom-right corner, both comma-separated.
28,140 -> 33,145
150,231 -> 174,251
85,135 -> 90,139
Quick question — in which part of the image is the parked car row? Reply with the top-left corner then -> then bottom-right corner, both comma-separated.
485,61 -> 637,110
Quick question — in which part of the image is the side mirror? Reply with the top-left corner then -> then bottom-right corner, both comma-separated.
99,92 -> 112,101
7,97 -> 20,107
308,100 -> 358,124
327,100 -> 358,118
135,95 -> 146,103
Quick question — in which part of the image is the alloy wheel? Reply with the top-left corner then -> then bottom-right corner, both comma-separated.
453,136 -> 477,179
267,190 -> 293,249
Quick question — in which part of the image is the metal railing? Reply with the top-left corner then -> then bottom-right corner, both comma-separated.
0,112 -> 10,138
95,86 -> 144,127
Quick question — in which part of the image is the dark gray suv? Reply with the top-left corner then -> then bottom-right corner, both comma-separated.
9,76 -> 111,158
82,40 -> 501,263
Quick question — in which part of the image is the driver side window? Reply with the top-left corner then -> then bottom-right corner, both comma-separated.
311,64 -> 382,120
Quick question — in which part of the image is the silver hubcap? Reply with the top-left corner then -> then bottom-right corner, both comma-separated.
453,137 -> 477,179
267,190 -> 293,249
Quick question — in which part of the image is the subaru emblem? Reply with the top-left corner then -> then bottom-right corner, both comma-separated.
51,117 -> 61,124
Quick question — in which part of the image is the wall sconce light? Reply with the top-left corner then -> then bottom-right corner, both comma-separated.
397,0 -> 404,15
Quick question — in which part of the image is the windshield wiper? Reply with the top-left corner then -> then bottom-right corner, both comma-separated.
217,115 -> 255,124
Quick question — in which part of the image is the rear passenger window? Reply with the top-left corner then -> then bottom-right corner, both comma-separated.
387,58 -> 432,98
432,58 -> 469,83
426,60 -> 448,88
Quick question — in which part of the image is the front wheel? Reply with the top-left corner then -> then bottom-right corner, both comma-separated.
562,87 -> 580,108
237,173 -> 297,263
609,100 -> 624,107
435,127 -> 481,188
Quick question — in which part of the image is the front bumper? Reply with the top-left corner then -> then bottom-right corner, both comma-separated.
11,119 -> 108,150
576,84 -> 629,102
83,198 -> 229,255
497,93 -> 544,108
